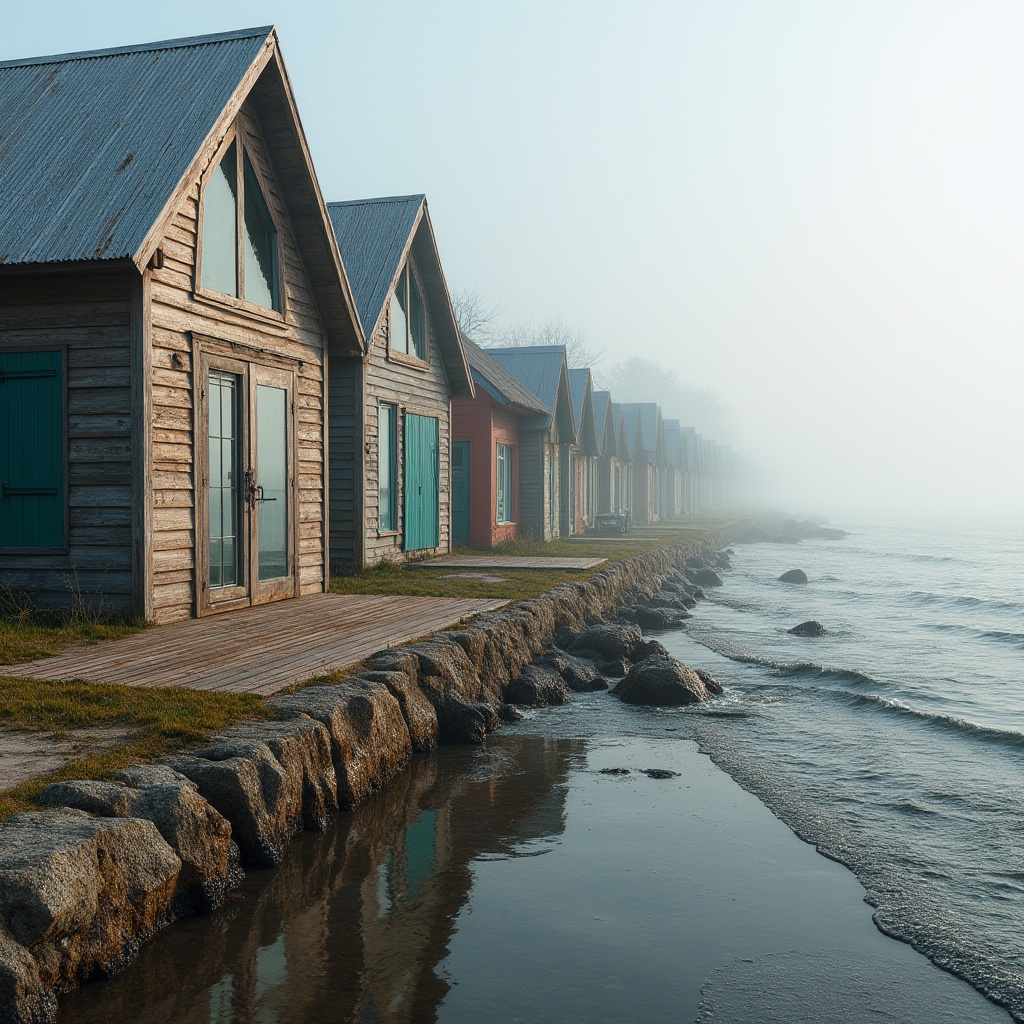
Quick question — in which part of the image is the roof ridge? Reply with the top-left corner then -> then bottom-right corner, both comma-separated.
0,26 -> 273,69
327,194 -> 425,209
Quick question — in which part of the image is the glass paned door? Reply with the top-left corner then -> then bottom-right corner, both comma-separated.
256,384 -> 288,582
202,357 -> 296,614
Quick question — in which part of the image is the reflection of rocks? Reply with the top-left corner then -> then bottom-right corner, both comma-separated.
58,737 -> 582,1024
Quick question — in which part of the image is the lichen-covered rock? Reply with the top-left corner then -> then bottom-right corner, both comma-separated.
789,620 -> 826,637
271,682 -> 414,809
435,697 -> 499,744
39,765 -> 234,914
0,809 -> 179,990
778,569 -> 808,584
161,741 -> 299,868
542,651 -> 608,692
505,664 -> 571,707
0,926 -> 55,1024
210,716 -> 338,830
568,622 -> 644,660
613,654 -> 715,706
634,606 -> 690,630
695,668 -> 724,695
358,671 -> 438,752
690,568 -> 724,588
633,638 -> 669,661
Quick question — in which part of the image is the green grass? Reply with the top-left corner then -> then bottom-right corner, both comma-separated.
330,560 -> 593,601
0,589 -> 146,666
0,677 -> 272,821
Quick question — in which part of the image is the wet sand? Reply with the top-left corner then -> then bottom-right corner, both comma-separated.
59,730 -> 1010,1024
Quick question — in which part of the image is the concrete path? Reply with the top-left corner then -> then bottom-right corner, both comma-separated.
0,593 -> 506,696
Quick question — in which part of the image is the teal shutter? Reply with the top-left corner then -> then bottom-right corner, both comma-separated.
0,351 -> 65,549
403,414 -> 439,551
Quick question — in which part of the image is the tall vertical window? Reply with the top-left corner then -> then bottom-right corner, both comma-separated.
208,370 -> 241,588
496,443 -> 514,523
0,351 -> 64,549
388,265 -> 427,359
200,136 -> 281,312
379,403 -> 398,532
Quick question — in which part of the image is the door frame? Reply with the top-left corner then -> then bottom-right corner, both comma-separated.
451,439 -> 470,549
194,340 -> 299,617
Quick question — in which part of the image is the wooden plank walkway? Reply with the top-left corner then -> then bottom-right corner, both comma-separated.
413,555 -> 607,570
0,594 -> 507,696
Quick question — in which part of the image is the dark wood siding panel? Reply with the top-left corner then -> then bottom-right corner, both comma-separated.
517,429 -> 546,541
327,354 -> 359,572
0,273 -> 134,612
148,101 -> 329,622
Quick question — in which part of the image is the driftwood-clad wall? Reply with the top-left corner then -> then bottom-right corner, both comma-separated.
147,101 -> 329,623
0,272 -> 135,613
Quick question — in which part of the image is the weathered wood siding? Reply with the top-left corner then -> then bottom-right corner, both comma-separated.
358,286 -> 452,566
516,429 -> 547,541
327,354 -> 360,571
148,101 -> 328,622
0,272 -> 135,613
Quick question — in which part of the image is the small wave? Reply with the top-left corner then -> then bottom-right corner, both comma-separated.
924,623 -> 1024,650
909,591 -> 1024,613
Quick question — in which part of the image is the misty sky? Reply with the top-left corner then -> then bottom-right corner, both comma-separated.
5,0 -> 1023,519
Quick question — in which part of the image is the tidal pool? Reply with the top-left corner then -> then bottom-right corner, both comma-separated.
59,732 -> 1008,1024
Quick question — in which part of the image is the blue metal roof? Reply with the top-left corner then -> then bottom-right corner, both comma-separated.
326,196 -> 423,339
592,389 -> 615,456
0,27 -> 272,265
618,402 -> 660,459
484,346 -> 570,433
567,368 -> 589,433
663,419 -> 682,469
614,403 -> 641,461
462,336 -> 548,415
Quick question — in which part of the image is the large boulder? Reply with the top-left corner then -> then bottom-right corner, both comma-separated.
778,569 -> 808,584
0,926 -> 53,1024
435,698 -> 499,744
634,606 -> 690,630
541,651 -> 608,692
0,809 -> 179,990
358,671 -> 438,753
568,622 -> 643,660
695,668 -> 724,695
789,620 -> 826,637
504,664 -> 570,707
271,681 -> 414,809
690,568 -> 724,588
39,765 -> 235,914
161,740 -> 301,868
613,654 -> 716,706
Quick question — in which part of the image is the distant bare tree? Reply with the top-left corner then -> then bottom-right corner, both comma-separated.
594,357 -> 737,441
452,287 -> 502,342
485,317 -> 604,369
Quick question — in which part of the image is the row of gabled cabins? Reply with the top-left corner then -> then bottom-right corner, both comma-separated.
0,26 -> 735,625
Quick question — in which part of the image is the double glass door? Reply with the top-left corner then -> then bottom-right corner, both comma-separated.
201,356 -> 295,613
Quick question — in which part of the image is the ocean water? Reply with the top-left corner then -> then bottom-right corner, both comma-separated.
665,518 -> 1024,1020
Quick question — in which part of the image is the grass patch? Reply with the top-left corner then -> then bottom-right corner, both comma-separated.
0,677 -> 271,821
0,589 -> 146,666
330,560 -> 593,601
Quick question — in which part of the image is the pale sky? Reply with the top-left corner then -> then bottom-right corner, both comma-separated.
5,0 -> 1023,520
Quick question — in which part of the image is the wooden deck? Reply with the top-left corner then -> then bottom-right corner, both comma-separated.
413,555 -> 607,570
0,594 -> 506,696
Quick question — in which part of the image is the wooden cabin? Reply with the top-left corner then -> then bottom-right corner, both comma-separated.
613,402 -> 642,528
617,403 -> 663,525
450,338 -> 549,549
0,28 -> 362,621
662,419 -> 685,518
592,390 -> 622,516
484,347 -> 576,541
567,368 -> 600,534
681,426 -> 698,514
326,196 -> 473,569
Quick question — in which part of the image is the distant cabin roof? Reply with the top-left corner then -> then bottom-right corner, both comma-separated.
618,402 -> 661,458
567,368 -> 589,433
485,345 -> 575,439
462,337 -> 548,416
326,195 -> 423,340
592,389 -> 616,457
0,27 -> 271,266
663,419 -> 683,468
326,195 -> 472,395
613,403 -> 641,461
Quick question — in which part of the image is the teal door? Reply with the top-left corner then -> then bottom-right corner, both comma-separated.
403,413 -> 439,551
451,441 -> 470,548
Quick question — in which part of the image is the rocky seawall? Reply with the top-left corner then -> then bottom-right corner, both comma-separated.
0,523 -> 744,1024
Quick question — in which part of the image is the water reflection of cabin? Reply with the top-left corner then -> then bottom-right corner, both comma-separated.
325,196 -> 473,569
0,28 -> 363,621
450,338 -> 550,549
482,346 -> 577,541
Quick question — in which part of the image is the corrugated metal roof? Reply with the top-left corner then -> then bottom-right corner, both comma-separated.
618,402 -> 660,457
483,346 -> 568,431
592,389 -> 615,456
462,336 -> 548,415
567,368 -> 589,433
0,27 -> 271,265
326,196 -> 423,339
614,403 -> 641,461
663,419 -> 682,469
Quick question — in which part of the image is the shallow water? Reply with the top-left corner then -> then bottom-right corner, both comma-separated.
61,730 -> 1008,1024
